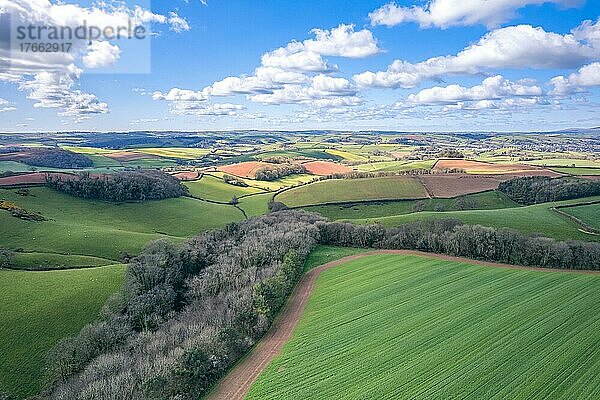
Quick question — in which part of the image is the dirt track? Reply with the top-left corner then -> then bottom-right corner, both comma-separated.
206,250 -> 599,400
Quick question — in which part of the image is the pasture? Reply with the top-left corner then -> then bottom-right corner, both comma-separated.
184,174 -> 265,202
275,176 -> 428,207
302,191 -> 517,220
356,159 -> 436,173
0,264 -> 126,399
349,196 -> 600,242
0,187 -> 244,264
561,203 -> 600,230
248,254 -> 600,400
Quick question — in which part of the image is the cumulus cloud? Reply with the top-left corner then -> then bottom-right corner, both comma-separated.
405,75 -> 543,105
0,0 -> 189,117
369,0 -> 582,29
550,62 -> 600,95
354,21 -> 600,89
82,41 -> 121,69
303,24 -> 381,58
18,64 -> 108,118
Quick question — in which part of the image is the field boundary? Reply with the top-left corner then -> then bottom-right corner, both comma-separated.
552,200 -> 600,235
206,249 -> 599,400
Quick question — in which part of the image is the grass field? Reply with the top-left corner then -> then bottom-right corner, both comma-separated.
248,254 -> 600,400
237,192 -> 273,217
135,147 -> 211,159
0,187 -> 244,263
275,176 -> 428,207
561,203 -> 600,230
324,149 -> 368,161
302,191 -> 517,220
184,174 -> 265,202
10,252 -> 116,270
303,245 -> 369,271
549,167 -> 600,175
523,158 -> 600,167
347,196 -> 600,242
0,161 -> 34,173
0,264 -> 126,399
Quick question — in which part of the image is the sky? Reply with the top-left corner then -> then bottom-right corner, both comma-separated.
0,0 -> 599,132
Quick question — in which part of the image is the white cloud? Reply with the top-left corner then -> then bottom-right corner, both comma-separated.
0,0 -> 189,117
82,41 -> 121,69
304,24 -> 381,58
354,21 -> 600,88
18,64 -> 108,117
551,62 -> 600,95
369,0 -> 582,29
405,75 -> 543,105
152,88 -> 208,102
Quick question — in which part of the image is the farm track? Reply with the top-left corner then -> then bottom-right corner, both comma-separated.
206,250 -> 599,400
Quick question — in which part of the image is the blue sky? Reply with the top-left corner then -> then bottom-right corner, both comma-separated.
1,0 -> 599,132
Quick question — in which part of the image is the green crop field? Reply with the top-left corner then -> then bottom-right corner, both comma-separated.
136,147 -> 211,159
346,196 -> 600,242
184,174 -> 265,202
0,264 -> 126,399
523,158 -> 600,167
303,245 -> 369,271
561,203 -> 600,230
248,254 -> 600,400
302,191 -> 517,220
275,176 -> 428,207
238,192 -> 273,217
550,167 -> 600,175
0,187 -> 244,264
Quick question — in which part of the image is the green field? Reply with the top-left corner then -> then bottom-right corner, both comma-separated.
237,192 -> 273,217
184,174 -> 265,202
303,245 -> 369,271
0,161 -> 34,173
302,191 -> 517,220
0,187 -> 244,264
523,158 -> 600,167
276,176 -> 428,207
561,203 -> 600,230
10,252 -> 116,270
248,254 -> 600,400
550,167 -> 600,175
347,196 -> 600,242
0,264 -> 127,398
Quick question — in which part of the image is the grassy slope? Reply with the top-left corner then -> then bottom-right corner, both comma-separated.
0,187 -> 244,261
356,159 -> 436,172
303,245 -> 369,271
237,192 -> 273,217
184,175 -> 265,202
550,167 -> 600,176
248,254 -> 600,400
276,176 -> 428,207
10,252 -> 116,270
346,196 -> 600,242
302,191 -> 517,220
0,264 -> 127,399
561,203 -> 600,230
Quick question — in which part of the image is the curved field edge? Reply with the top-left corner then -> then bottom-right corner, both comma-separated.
0,264 -> 127,399
344,196 -> 600,242
247,253 -> 600,400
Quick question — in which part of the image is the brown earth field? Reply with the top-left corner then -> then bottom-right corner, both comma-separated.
218,161 -> 271,178
0,172 -> 75,187
206,250 -> 600,400
172,171 -> 200,181
434,159 -> 548,174
302,160 -> 353,175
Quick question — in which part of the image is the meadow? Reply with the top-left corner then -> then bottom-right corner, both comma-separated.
0,264 -> 126,398
0,187 -> 244,265
247,254 -> 600,400
347,196 -> 600,242
184,174 -> 266,202
301,191 -> 517,220
561,203 -> 600,230
275,176 -> 428,207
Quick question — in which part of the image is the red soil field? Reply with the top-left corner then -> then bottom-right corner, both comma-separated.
419,170 -> 563,198
218,161 -> 270,178
0,172 -> 74,187
434,159 -> 546,174
172,171 -> 200,181
302,160 -> 353,175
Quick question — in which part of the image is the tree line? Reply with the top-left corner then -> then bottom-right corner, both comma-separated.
40,210 -> 600,399
254,163 -> 307,181
499,176 -> 600,205
45,170 -> 188,202
0,147 -> 93,169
